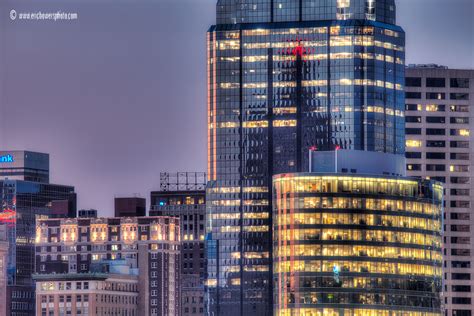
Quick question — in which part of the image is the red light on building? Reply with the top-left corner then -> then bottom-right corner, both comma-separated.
0,210 -> 16,226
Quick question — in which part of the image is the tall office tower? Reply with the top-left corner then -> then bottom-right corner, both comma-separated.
115,197 -> 146,217
0,150 -> 76,316
273,150 -> 443,315
404,65 -> 474,316
35,216 -> 181,316
150,172 -> 207,316
206,1 -> 405,314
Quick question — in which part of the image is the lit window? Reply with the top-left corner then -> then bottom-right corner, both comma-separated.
406,140 -> 422,148
273,120 -> 297,127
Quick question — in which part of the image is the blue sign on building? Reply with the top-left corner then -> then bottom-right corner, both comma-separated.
0,154 -> 14,163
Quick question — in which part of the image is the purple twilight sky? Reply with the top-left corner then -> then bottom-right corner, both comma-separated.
0,0 -> 473,215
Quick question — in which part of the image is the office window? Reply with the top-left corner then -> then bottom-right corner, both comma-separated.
406,140 -> 422,148
426,128 -> 445,135
452,297 -> 471,305
405,116 -> 421,123
426,140 -> 445,147
450,129 -> 470,136
451,225 -> 470,232
406,92 -> 422,99
405,77 -> 422,87
452,285 -> 471,292
405,104 -> 421,111
451,213 -> 471,220
426,116 -> 445,123
451,237 -> 470,244
450,78 -> 470,88
451,189 -> 470,197
450,165 -> 469,172
450,105 -> 469,112
426,92 -> 445,100
450,153 -> 469,160
451,249 -> 471,256
451,117 -> 469,124
426,164 -> 445,171
451,201 -> 470,208
426,152 -> 445,159
426,78 -> 445,87
426,104 -> 445,112
405,152 -> 421,159
451,93 -> 469,100
451,177 -> 470,184
406,128 -> 422,135
452,261 -> 470,268
406,164 -> 421,171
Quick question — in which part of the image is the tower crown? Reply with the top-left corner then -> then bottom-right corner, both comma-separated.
217,0 -> 396,25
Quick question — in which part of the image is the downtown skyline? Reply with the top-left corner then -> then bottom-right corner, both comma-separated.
0,0 -> 473,214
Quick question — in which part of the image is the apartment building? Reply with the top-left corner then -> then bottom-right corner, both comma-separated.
405,65 -> 474,316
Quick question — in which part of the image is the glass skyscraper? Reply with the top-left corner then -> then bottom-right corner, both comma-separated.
206,1 -> 405,314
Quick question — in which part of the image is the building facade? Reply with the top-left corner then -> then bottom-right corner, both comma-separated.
0,150 -> 77,316
404,66 -> 474,316
0,151 -> 50,183
115,197 -> 146,217
35,216 -> 180,316
150,172 -> 207,316
0,225 -> 8,316
273,172 -> 444,315
206,0 -> 405,314
78,209 -> 98,218
34,270 -> 139,316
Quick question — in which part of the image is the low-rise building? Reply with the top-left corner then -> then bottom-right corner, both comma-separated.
34,261 -> 139,316
35,216 -> 180,315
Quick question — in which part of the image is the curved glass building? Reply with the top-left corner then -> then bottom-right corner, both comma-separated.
273,174 -> 443,316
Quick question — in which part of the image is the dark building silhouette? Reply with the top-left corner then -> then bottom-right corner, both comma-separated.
114,197 -> 146,217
